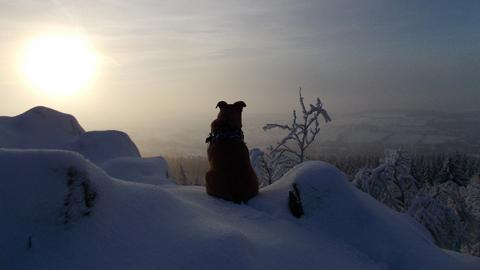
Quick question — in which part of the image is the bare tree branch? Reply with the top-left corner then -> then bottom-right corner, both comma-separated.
260,88 -> 331,185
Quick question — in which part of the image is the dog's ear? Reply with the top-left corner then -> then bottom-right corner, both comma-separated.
234,101 -> 246,108
216,101 -> 227,109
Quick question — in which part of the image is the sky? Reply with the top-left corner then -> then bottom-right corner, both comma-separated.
0,0 -> 479,135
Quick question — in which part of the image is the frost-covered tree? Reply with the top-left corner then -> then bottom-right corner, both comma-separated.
422,162 -> 435,188
353,165 -> 391,205
263,88 -> 331,164
353,149 -> 419,212
466,158 -> 480,179
250,148 -> 270,187
261,88 -> 331,184
459,182 -> 480,255
263,146 -> 299,185
407,192 -> 465,251
385,150 -> 420,211
436,154 -> 469,187
250,147 -> 299,187
464,182 -> 480,218
433,181 -> 470,223
351,151 -> 480,255
431,155 -> 475,245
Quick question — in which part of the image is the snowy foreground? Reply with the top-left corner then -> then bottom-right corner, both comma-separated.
1,107 -> 479,270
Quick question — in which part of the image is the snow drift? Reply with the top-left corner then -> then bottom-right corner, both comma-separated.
0,106 -> 169,185
101,156 -> 173,185
76,130 -> 140,164
0,106 -> 84,149
1,149 -> 478,270
251,161 -> 477,269
1,107 -> 478,269
0,106 -> 140,162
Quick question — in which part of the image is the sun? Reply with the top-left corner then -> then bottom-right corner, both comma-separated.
21,34 -> 98,96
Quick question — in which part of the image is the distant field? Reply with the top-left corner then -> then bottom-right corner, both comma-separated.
134,110 -> 480,157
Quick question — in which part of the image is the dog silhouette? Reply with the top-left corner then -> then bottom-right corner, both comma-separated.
205,101 -> 259,203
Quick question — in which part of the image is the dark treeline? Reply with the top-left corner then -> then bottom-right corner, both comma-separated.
166,152 -> 480,189
317,152 -> 480,183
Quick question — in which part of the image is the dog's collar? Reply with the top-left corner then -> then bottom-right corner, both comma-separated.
205,128 -> 244,144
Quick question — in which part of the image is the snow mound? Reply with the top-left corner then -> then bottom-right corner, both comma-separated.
0,149 -> 257,270
0,107 -> 140,163
251,161 -> 479,270
0,106 -> 84,148
76,130 -> 140,163
101,156 -> 173,185
0,149 -> 103,262
0,107 -> 170,185
1,150 -> 478,270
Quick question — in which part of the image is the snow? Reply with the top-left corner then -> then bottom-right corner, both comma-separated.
252,162 -> 464,269
76,130 -> 140,163
0,106 -> 140,163
0,106 -> 84,149
101,156 -> 173,185
1,107 -> 479,270
1,150 -> 479,270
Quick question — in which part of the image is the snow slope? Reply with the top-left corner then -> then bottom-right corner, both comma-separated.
0,106 -> 140,162
101,156 -> 173,185
0,106 -> 84,149
0,107 -> 170,185
1,149 -> 478,270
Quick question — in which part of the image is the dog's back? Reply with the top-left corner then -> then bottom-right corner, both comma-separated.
205,101 -> 259,203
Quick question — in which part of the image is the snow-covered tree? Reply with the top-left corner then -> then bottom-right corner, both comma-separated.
384,150 -> 420,211
352,151 -> 480,255
353,149 -> 419,212
353,165 -> 391,205
250,147 -> 298,186
433,181 -> 470,223
407,192 -> 465,251
460,182 -> 480,255
436,154 -> 469,187
250,148 -> 270,187
464,182 -> 480,218
466,158 -> 480,180
261,88 -> 331,184
422,161 -> 435,188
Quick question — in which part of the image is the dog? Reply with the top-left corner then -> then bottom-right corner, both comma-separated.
205,101 -> 259,203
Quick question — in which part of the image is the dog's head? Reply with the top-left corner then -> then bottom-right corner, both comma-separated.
214,101 -> 246,129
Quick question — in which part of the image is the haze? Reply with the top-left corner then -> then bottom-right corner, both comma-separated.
1,0 -> 479,155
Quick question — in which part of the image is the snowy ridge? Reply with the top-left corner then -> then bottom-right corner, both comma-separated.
0,106 -> 169,185
0,106 -> 84,149
101,156 -> 173,185
1,150 -> 478,270
252,162 -> 467,269
76,130 -> 140,164
0,106 -> 140,163
0,107 -> 479,269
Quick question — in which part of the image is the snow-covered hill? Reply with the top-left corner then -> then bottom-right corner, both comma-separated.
1,107 -> 479,269
1,150 -> 478,269
0,106 -> 85,149
0,106 -> 140,162
0,106 -> 169,185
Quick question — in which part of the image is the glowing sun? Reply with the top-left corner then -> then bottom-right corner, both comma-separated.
21,34 -> 98,96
